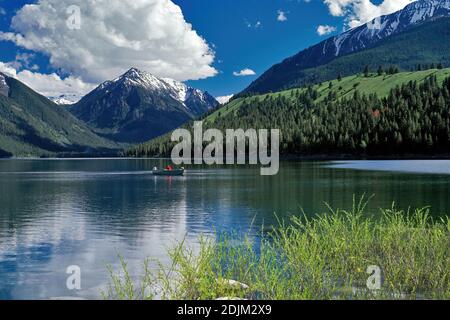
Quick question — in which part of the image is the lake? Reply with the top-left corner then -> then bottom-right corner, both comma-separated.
0,159 -> 449,299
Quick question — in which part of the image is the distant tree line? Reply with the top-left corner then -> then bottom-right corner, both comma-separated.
416,63 -> 445,71
360,63 -> 446,78
126,75 -> 450,157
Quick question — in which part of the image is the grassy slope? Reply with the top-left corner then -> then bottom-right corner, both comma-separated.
242,17 -> 450,95
207,68 -> 450,123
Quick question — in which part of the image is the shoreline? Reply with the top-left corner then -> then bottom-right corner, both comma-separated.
2,153 -> 450,161
279,153 -> 450,161
104,199 -> 450,300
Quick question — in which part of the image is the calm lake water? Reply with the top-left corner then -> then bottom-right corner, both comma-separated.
0,159 -> 449,299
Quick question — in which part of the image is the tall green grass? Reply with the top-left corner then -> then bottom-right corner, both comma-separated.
103,197 -> 449,300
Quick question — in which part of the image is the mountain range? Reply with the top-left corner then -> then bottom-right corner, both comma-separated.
241,0 -> 450,95
0,68 -> 218,156
69,68 -> 218,143
128,67 -> 450,157
0,72 -> 119,157
1,0 -> 449,157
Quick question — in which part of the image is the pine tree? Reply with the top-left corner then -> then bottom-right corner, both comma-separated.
126,76 -> 450,157
377,66 -> 384,76
364,65 -> 370,77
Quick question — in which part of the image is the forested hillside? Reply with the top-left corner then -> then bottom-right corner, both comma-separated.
126,69 -> 450,158
241,14 -> 450,95
0,74 -> 120,157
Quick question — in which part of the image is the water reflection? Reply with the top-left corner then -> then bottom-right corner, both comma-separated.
0,159 -> 449,299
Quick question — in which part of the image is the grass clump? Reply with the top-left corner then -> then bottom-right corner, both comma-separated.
104,197 -> 449,300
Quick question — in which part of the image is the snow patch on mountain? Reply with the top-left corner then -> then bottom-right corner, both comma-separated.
49,94 -> 80,105
92,68 -> 218,114
330,0 -> 450,58
115,68 -> 217,111
0,73 -> 9,97
162,77 -> 188,102
47,91 -> 88,104
216,95 -> 234,104
242,0 -> 450,96
114,68 -> 165,91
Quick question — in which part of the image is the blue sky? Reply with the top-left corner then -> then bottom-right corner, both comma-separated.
176,0 -> 342,96
0,0 -> 409,100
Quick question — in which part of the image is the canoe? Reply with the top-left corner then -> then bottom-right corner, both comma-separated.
152,169 -> 185,176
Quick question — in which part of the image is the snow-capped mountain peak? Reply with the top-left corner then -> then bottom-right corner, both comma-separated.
70,68 -> 219,143
116,67 -> 166,91
330,0 -> 450,57
106,68 -> 217,111
216,95 -> 234,105
408,0 -> 450,23
242,0 -> 450,95
48,94 -> 82,105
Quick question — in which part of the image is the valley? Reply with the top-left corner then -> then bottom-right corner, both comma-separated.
0,68 -> 218,156
0,74 -> 120,157
0,0 -> 449,160
0,0 -> 449,302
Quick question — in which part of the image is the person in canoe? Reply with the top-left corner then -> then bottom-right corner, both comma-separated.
152,165 -> 185,176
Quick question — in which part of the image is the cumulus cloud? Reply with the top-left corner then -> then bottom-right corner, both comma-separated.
277,10 -> 288,22
233,68 -> 256,77
322,0 -> 416,28
0,0 -> 217,83
7,53 -> 39,71
0,62 -> 96,103
317,25 -> 337,36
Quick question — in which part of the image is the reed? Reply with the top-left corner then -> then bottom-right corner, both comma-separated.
103,197 -> 450,300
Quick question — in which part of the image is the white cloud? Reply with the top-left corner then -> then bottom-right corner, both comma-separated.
233,68 -> 256,77
245,19 -> 262,29
322,0 -> 416,28
8,53 -> 38,70
317,25 -> 337,36
0,62 -> 96,103
277,10 -> 288,22
216,94 -> 234,104
0,0 -> 217,83
0,7 -> 6,16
